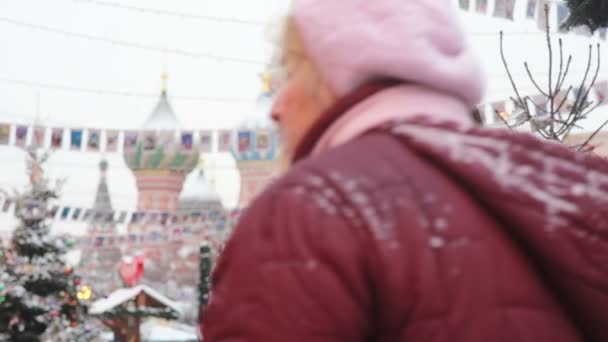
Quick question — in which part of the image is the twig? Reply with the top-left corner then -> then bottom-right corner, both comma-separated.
578,119 -> 608,152
494,109 -> 513,129
554,39 -> 565,93
500,31 -> 528,114
525,63 -> 550,98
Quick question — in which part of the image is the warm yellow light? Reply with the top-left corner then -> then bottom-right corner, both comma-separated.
77,285 -> 92,301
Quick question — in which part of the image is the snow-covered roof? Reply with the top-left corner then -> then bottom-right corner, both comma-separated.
89,285 -> 181,315
101,321 -> 198,342
141,321 -> 198,342
179,170 -> 221,203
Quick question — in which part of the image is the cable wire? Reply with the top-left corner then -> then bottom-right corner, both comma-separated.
0,16 -> 266,65
73,0 -> 267,26
0,77 -> 257,103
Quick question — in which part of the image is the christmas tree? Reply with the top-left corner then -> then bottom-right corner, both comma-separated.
0,148 -> 99,342
562,0 -> 608,33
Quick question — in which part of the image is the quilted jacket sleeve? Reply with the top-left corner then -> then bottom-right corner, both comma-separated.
202,184 -> 372,342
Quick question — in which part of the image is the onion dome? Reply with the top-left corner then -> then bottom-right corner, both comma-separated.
232,71 -> 280,162
179,158 -> 223,211
124,73 -> 199,174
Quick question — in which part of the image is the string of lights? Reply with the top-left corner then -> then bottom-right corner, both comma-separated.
0,16 -> 266,65
72,0 -> 267,26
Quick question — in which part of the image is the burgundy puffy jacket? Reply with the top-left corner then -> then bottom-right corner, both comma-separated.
203,119 -> 608,341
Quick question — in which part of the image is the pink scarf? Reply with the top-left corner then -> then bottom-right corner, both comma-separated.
311,84 -> 474,157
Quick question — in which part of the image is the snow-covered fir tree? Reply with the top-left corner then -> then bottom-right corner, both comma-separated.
0,148 -> 100,342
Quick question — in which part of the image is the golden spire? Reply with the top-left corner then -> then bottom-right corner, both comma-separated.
260,71 -> 272,94
161,49 -> 169,93
161,72 -> 168,93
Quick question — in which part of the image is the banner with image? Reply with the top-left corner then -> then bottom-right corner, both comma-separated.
70,129 -> 83,151
200,130 -> 213,153
51,128 -> 63,150
218,130 -> 232,152
237,130 -> 252,153
181,131 -> 193,151
143,131 -> 157,150
87,129 -> 101,152
494,0 -> 516,20
476,0 -> 488,14
0,124 -> 10,145
32,126 -> 46,148
124,130 -> 138,151
15,125 -> 28,147
526,0 -> 538,18
106,130 -> 119,152
256,129 -> 272,154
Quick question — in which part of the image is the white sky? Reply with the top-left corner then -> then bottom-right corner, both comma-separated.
0,0 -> 606,236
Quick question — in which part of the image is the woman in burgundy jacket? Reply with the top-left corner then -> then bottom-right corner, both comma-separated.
202,0 -> 608,341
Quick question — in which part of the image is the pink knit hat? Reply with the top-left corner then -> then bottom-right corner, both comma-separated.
290,0 -> 485,106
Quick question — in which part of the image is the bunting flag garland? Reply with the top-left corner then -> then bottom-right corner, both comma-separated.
0,199 -> 237,251
1,79 -> 607,156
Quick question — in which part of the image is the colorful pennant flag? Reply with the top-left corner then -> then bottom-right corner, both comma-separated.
218,130 -> 232,152
200,130 -> 213,152
82,209 -> 92,222
87,129 -> 101,152
60,207 -> 71,220
237,130 -> 252,153
70,129 -> 83,151
526,0 -> 538,18
0,124 -> 10,145
105,130 -> 119,152
159,131 -> 174,148
124,131 -> 138,150
32,126 -> 45,148
476,0 -> 488,14
15,125 -> 28,147
256,129 -> 272,154
2,200 -> 12,213
494,0 -> 516,19
71,208 -> 82,221
51,128 -> 64,150
143,131 -> 157,150
47,205 -> 59,218
181,131 -> 193,151
117,211 -> 127,224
